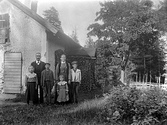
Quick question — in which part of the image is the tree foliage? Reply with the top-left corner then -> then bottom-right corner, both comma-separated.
70,28 -> 80,44
87,0 -> 167,84
84,36 -> 96,48
130,31 -> 166,82
43,7 -> 63,31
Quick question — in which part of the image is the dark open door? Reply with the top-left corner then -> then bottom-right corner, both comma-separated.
55,49 -> 64,67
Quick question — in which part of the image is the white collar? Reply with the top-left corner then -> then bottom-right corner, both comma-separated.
27,72 -> 36,77
58,81 -> 67,85
72,69 -> 79,72
36,60 -> 41,63
61,61 -> 66,64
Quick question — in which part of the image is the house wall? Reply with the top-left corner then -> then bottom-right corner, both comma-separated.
47,40 -> 64,76
0,1 -> 47,91
0,46 -> 5,92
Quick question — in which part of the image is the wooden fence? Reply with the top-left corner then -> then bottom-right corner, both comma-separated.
129,82 -> 167,91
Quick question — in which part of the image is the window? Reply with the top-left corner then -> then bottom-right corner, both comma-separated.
0,13 -> 9,44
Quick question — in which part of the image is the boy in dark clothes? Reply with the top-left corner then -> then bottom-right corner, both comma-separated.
41,63 -> 54,104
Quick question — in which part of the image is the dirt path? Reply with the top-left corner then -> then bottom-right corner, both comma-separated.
0,88 -> 102,107
0,94 -> 26,106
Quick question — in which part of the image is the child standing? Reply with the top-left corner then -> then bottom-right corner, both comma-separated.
71,61 -> 81,103
25,65 -> 38,105
56,75 -> 69,104
41,63 -> 54,104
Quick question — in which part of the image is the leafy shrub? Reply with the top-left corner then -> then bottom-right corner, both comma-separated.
102,87 -> 167,125
2,86 -> 167,125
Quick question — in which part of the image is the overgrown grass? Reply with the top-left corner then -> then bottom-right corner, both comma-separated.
2,87 -> 167,125
6,88 -> 103,103
0,98 -> 107,125
1,88 -> 104,125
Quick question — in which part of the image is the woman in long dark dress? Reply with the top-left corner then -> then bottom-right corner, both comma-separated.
25,66 -> 38,105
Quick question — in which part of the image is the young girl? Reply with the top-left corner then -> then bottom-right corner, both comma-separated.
25,65 -> 38,105
56,75 -> 69,104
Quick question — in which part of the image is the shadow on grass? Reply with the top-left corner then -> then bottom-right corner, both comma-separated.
6,88 -> 103,103
5,94 -> 27,103
35,97 -> 107,125
1,97 -> 107,125
1,88 -> 106,125
59,98 -> 107,125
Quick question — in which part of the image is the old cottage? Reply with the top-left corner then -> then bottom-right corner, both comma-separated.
0,0 -> 92,93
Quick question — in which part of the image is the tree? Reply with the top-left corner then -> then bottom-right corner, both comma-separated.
130,31 -> 166,83
70,28 -> 79,44
43,7 -> 63,31
84,36 -> 96,48
88,0 -> 167,85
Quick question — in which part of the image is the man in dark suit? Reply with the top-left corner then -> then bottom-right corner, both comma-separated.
31,53 -> 45,104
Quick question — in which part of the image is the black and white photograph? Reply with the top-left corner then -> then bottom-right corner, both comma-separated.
0,0 -> 167,124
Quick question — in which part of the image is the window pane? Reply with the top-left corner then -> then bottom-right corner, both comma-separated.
3,14 -> 9,27
0,21 -> 3,28
0,14 -> 9,28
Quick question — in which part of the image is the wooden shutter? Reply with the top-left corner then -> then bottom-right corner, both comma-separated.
0,28 -> 7,44
4,52 -> 22,93
0,14 -> 9,44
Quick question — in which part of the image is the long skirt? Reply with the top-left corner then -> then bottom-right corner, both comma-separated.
57,86 -> 69,103
54,82 -> 71,104
26,82 -> 38,104
37,76 -> 43,103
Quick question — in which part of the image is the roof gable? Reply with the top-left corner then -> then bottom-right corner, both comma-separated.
5,0 -> 94,58
7,0 -> 58,34
83,48 -> 96,58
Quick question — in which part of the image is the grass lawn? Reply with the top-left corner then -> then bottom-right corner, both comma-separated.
0,88 -> 106,125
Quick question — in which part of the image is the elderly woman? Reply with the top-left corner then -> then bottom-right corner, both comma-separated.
55,54 -> 71,103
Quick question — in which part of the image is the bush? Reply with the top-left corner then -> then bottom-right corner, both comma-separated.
2,86 -> 167,125
102,87 -> 167,125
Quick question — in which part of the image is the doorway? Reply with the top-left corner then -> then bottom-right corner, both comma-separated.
55,49 -> 64,67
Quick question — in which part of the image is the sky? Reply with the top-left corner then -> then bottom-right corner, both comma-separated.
37,0 -> 102,46
18,0 -> 160,46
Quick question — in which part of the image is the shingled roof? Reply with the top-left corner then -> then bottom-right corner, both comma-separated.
5,0 -> 96,58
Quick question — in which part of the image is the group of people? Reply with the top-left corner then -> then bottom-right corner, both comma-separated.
25,53 -> 81,105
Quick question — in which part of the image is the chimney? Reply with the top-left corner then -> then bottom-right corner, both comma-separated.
31,0 -> 38,13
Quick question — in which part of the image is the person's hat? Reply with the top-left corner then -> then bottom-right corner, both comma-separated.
72,61 -> 78,65
45,63 -> 50,66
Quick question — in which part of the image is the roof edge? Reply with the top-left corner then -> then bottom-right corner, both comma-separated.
7,0 -> 58,34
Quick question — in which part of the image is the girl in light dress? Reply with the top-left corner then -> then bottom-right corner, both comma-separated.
25,65 -> 38,105
56,75 -> 69,104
